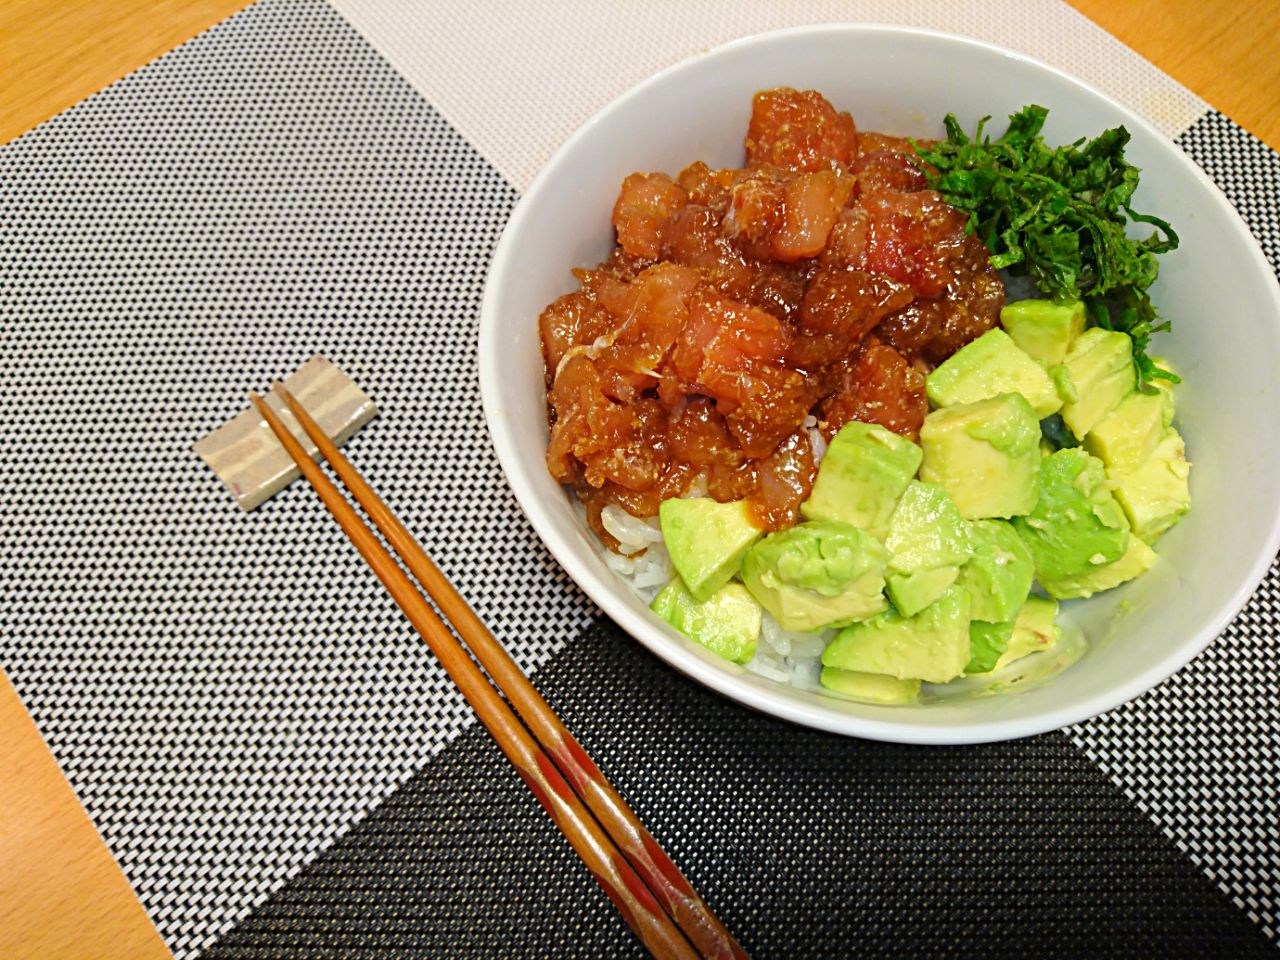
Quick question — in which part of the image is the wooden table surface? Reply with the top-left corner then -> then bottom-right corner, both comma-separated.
2,2 -> 1277,957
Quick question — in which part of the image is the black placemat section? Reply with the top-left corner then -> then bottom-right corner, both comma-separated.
204,618 -> 1277,958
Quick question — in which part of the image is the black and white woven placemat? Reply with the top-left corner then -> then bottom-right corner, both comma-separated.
1,1 -> 1277,956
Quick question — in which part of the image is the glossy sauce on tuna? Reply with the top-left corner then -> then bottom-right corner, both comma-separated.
539,88 -> 1003,548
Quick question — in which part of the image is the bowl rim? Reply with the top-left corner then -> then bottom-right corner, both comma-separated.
479,22 -> 1280,744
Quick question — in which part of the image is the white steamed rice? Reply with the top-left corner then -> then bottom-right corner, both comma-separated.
599,506 -> 673,599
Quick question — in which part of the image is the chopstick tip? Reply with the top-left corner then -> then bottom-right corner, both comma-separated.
248,391 -> 275,422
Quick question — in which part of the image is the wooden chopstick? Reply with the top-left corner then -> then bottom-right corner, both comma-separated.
270,383 -> 748,960
249,391 -> 708,960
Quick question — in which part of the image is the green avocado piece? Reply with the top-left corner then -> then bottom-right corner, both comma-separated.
887,566 -> 960,618
1058,328 -> 1136,439
800,421 -> 922,540
1039,533 -> 1158,600
822,585 -> 972,683
1109,428 -> 1191,543
918,393 -> 1041,520
819,667 -> 921,704
882,481 -> 972,616
926,328 -> 1063,418
659,498 -> 763,601
999,298 -> 1087,368
650,577 -> 761,663
1049,363 -> 1077,405
957,519 -> 1035,623
740,520 -> 888,632
992,596 -> 1062,671
1013,448 -> 1129,581
885,481 -> 974,571
966,619 -> 1015,674
1084,387 -> 1174,471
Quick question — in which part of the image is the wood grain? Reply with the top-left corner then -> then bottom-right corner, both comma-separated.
1066,0 -> 1280,150
0,673 -> 170,960
1,10 -> 250,958
0,0 -> 251,144
0,1 -> 1275,958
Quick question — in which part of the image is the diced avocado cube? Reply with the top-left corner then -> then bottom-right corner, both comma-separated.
918,393 -> 1041,520
1013,448 -> 1129,581
966,619 -> 1015,674
1049,363 -> 1077,405
659,498 -> 763,601
992,596 -> 1062,671
885,481 -> 974,571
887,565 -> 960,618
882,480 -> 972,616
1039,534 -> 1158,600
926,328 -> 1062,418
819,667 -> 921,704
822,585 -> 971,683
1109,428 -> 1192,543
1084,387 -> 1174,471
650,578 -> 761,664
800,421 -> 922,540
957,519 -> 1035,623
1058,328 -> 1136,439
999,298 -> 1087,368
740,520 -> 888,632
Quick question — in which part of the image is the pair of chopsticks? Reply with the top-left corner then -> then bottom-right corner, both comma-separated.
250,385 -> 746,960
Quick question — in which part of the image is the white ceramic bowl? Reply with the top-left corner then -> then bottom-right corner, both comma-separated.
480,25 -> 1280,744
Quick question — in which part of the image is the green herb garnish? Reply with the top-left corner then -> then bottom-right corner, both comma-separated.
913,105 -> 1179,392
1040,413 -> 1079,451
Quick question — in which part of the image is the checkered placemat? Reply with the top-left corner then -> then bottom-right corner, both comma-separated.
2,1 -> 1276,956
